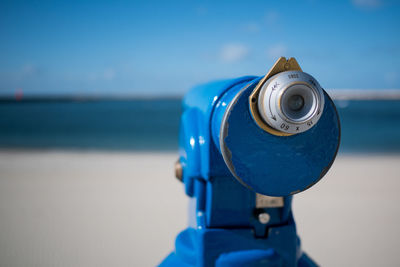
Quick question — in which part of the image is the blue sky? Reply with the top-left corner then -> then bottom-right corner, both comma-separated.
0,0 -> 399,97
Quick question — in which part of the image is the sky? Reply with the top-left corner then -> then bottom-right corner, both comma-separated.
0,0 -> 399,97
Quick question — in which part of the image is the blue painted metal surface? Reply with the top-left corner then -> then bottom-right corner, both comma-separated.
213,82 -> 339,196
160,74 -> 340,267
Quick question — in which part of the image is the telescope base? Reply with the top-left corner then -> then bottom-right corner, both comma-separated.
159,226 -> 318,267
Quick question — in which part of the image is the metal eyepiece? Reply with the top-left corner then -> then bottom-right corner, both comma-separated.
280,83 -> 318,123
257,71 -> 325,134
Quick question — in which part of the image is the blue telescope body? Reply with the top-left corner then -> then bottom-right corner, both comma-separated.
160,58 -> 340,267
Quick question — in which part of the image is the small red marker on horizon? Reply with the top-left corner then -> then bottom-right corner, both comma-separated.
15,88 -> 23,101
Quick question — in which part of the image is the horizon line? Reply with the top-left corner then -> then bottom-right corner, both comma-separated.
1,89 -> 400,101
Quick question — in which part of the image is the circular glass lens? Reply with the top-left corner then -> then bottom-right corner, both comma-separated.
288,94 -> 304,112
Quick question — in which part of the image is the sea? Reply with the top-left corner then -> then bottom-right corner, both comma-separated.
0,98 -> 399,153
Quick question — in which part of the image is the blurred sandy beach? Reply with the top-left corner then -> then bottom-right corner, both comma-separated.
1,1 -> 400,266
0,151 -> 399,267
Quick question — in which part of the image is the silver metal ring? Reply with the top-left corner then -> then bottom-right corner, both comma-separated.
257,71 -> 325,134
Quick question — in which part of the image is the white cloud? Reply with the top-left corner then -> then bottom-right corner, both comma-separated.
266,44 -> 288,60
195,6 -> 208,16
241,22 -> 260,33
352,0 -> 382,9
384,71 -> 399,87
86,68 -> 116,82
219,43 -> 249,63
265,10 -> 280,26
88,74 -> 97,82
103,68 -> 116,81
21,63 -> 40,77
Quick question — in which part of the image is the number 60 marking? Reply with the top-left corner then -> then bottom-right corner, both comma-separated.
280,123 -> 289,130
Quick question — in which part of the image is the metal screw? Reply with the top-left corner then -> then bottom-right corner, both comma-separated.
284,63 -> 290,70
258,213 -> 270,224
175,159 -> 183,182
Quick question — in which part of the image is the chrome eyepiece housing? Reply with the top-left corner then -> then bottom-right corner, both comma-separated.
257,71 -> 325,134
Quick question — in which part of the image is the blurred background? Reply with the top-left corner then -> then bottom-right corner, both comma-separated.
0,0 -> 399,266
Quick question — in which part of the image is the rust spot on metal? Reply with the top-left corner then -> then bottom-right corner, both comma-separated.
174,159 -> 183,182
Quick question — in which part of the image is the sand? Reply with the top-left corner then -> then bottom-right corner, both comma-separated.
0,151 -> 399,267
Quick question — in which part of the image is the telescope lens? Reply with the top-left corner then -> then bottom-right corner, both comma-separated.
256,70 -> 324,134
280,84 -> 317,123
288,95 -> 304,112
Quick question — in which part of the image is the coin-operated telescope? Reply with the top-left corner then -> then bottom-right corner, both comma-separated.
160,57 -> 340,267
